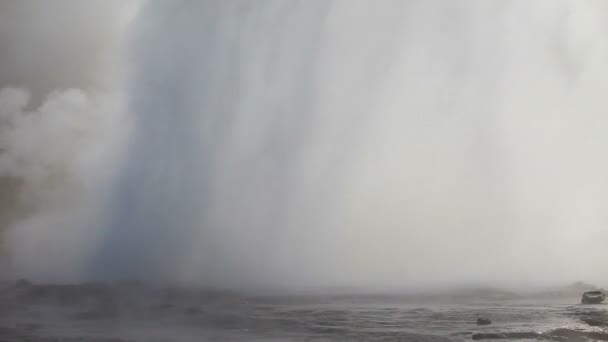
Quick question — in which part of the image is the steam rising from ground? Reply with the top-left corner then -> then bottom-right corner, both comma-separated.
3,0 -> 608,291
0,0 -> 137,280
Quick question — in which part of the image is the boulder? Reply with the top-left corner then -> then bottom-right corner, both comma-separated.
15,279 -> 32,288
581,291 -> 606,304
476,317 -> 492,325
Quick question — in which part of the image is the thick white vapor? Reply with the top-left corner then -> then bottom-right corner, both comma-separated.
97,0 -> 608,291
4,0 -> 608,292
0,1 -> 138,281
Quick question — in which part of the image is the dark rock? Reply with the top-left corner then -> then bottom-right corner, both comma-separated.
15,323 -> 40,331
155,303 -> 175,310
184,306 -> 202,315
581,317 -> 605,326
15,278 -> 32,288
476,317 -> 492,325
582,291 -> 606,304
473,329 -> 608,341
472,332 -> 540,340
20,282 -> 115,307
73,310 -> 112,320
575,309 -> 608,327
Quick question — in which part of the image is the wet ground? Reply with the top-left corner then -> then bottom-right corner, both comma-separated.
0,281 -> 606,341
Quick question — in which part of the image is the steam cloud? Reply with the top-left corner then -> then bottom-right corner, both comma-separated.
3,0 -> 608,291
0,0 -> 137,281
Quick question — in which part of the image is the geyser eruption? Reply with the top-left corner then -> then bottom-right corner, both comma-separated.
92,0 -> 608,290
3,0 -> 608,292
95,1 -> 330,287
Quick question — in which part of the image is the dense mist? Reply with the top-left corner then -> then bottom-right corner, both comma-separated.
0,0 -> 138,280
2,0 -> 608,292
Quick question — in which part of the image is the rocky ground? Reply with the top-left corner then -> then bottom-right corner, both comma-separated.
0,280 -> 252,342
0,281 -> 607,341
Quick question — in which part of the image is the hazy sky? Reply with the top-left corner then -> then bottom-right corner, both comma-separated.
2,0 -> 608,291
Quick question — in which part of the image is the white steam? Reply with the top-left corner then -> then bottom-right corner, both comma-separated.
4,0 -> 608,291
99,0 -> 608,290
0,0 -> 138,280
0,88 -> 125,281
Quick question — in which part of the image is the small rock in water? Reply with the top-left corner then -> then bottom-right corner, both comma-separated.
15,279 -> 32,288
472,332 -> 540,340
476,318 -> 492,325
184,306 -> 202,315
581,291 -> 606,304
